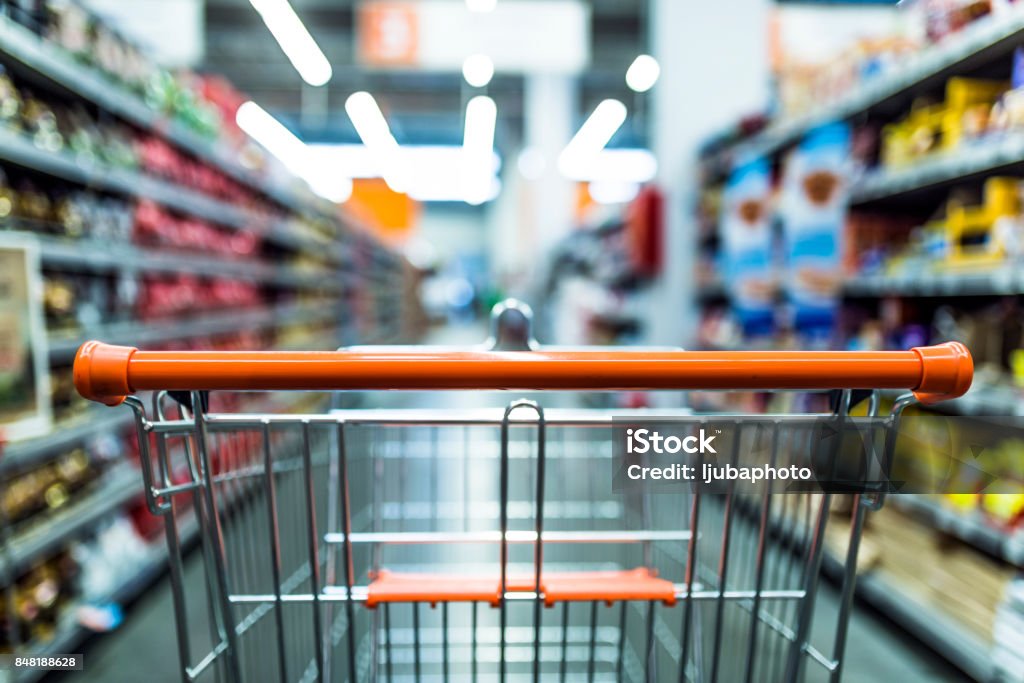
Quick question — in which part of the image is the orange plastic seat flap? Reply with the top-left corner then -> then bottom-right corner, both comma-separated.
364,567 -> 676,608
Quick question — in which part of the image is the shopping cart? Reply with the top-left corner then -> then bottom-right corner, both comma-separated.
72,301 -> 973,683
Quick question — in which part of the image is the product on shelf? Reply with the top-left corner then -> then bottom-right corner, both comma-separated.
0,64 -> 22,131
0,549 -> 79,650
135,274 -> 263,321
847,177 -> 1024,278
132,199 -> 259,257
72,517 -> 151,606
881,78 -> 1008,168
54,189 -> 133,241
0,446 -> 107,530
43,0 -> 217,138
773,0 -> 997,120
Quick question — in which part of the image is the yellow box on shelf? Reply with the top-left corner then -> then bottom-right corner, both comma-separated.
882,102 -> 944,167
881,78 -> 1008,166
946,177 -> 1019,266
941,77 -> 1008,150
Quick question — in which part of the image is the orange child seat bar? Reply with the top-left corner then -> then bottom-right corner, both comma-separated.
364,568 -> 676,609
74,341 -> 973,406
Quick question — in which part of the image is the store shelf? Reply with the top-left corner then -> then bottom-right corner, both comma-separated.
852,135 -> 1024,204
0,410 -> 133,476
47,302 -> 340,361
33,233 -> 337,291
836,557 -> 996,683
743,498 -> 1002,683
707,7 -> 1024,167
6,411 -> 321,683
0,12 -> 333,223
891,496 -> 1024,569
0,126 -> 333,258
11,509 -> 196,683
2,464 -> 140,574
843,267 -> 1024,298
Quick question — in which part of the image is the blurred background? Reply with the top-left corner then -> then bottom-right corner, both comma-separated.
0,0 -> 1023,681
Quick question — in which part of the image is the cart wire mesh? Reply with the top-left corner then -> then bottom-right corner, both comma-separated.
118,389 -> 909,683
71,301 -> 972,682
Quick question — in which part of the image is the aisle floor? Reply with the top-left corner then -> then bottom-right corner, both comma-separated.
59,323 -> 970,683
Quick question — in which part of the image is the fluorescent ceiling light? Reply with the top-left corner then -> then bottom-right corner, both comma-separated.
248,0 -> 332,86
558,99 -> 627,177
306,144 -> 501,178
589,180 -> 641,205
461,95 -> 497,205
345,91 -> 407,192
560,148 -> 657,183
462,54 -> 495,88
625,54 -> 660,93
466,0 -> 497,12
236,101 -> 307,174
306,176 -> 353,203
236,101 -> 349,203
410,174 -> 501,203
306,144 -> 501,204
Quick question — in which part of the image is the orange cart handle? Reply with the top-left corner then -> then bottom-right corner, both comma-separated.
73,340 -> 972,407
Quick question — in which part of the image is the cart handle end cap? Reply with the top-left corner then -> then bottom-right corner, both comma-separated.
74,341 -> 137,406
912,341 -> 973,404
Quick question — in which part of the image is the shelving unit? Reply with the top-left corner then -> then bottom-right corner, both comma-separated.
695,8 -> 1024,682
890,496 -> 1024,569
46,301 -> 341,360
0,410 -> 132,476
10,483 -> 210,683
0,11 -> 328,220
0,6 -> 410,670
33,234 -> 340,290
0,127 -> 332,258
704,6 -> 1024,173
852,134 -> 1024,205
843,267 -> 1024,298
827,550 -> 997,683
2,464 -> 139,574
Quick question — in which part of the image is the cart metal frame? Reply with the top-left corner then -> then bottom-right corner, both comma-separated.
71,302 -> 972,682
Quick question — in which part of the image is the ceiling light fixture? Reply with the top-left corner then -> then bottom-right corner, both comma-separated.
306,144 -> 501,203
466,0 -> 497,12
461,95 -> 498,205
236,101 -> 308,173
345,91 -> 407,192
248,0 -> 332,86
236,101 -> 349,203
462,54 -> 495,88
589,180 -> 641,205
560,148 -> 657,183
625,54 -> 660,93
558,99 -> 627,177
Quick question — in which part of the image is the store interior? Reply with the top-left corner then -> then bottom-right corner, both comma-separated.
1,0 -> 1023,681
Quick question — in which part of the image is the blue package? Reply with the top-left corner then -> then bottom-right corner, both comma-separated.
779,122 -> 851,339
721,157 -> 776,338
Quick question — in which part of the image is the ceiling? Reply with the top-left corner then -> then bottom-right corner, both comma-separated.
202,0 -> 650,149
